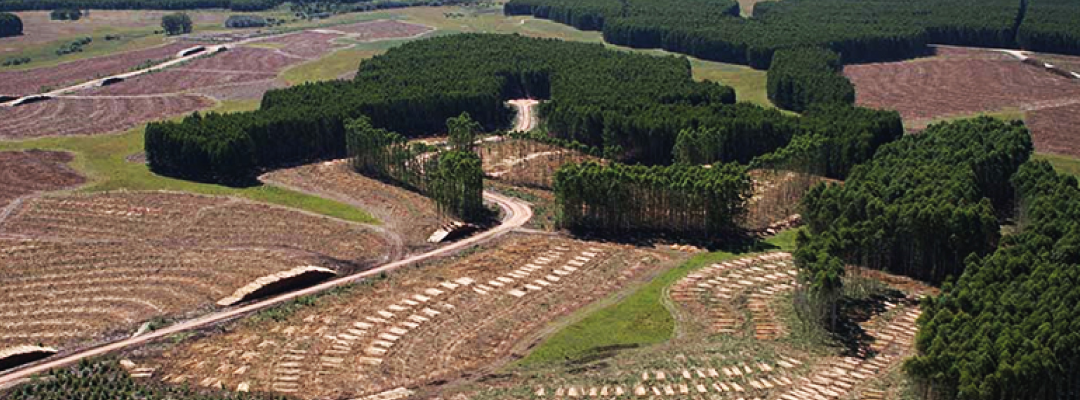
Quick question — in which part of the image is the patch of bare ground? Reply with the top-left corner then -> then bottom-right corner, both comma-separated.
0,95 -> 215,139
1025,102 -> 1080,157
0,43 -> 194,97
480,139 -> 596,189
0,190 -> 393,350
745,170 -> 826,232
844,46 -> 1080,155
144,233 -> 672,398
0,150 -> 85,209
453,254 -> 937,400
262,160 -> 443,252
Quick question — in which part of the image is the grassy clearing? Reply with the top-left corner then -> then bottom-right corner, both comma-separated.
282,48 -> 383,85
0,122 -> 378,225
519,229 -> 801,366
1035,152 -> 1080,179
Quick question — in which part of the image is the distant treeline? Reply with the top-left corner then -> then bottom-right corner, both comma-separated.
906,160 -> 1080,400
147,34 -> 738,184
506,0 -> 1027,69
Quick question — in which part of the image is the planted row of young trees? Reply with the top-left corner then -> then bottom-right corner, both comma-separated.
904,160 -> 1080,400
146,34 -> 739,183
793,117 -> 1033,322
5,358 -> 291,400
553,161 -> 752,236
347,114 -> 485,222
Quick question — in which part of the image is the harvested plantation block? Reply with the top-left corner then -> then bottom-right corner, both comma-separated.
671,252 -> 796,337
0,150 -> 84,209
1025,102 -> 1080,157
843,46 -> 1080,150
262,160 -> 442,250
0,42 -> 193,97
0,191 -> 391,349
150,234 -> 669,399
0,95 -> 215,139
329,20 -> 432,40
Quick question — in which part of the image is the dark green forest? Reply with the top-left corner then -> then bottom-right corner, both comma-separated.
146,34 -> 738,183
0,12 -> 20,37
905,161 -> 1080,400
796,117 -> 1032,293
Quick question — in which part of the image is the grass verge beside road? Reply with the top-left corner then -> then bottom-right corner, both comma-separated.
519,228 -> 802,366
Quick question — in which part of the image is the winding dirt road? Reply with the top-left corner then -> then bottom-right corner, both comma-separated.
0,190 -> 531,386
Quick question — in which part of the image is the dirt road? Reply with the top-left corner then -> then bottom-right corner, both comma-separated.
508,99 -> 540,132
0,190 -> 531,386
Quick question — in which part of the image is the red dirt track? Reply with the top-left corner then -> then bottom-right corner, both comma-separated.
0,95 -> 214,139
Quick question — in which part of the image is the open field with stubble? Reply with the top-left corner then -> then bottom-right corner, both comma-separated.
135,233 -> 675,398
0,190 -> 393,351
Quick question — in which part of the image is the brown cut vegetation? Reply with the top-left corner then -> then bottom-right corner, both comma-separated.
0,150 -> 84,209
0,43 -> 193,97
844,46 -> 1080,156
480,138 -> 597,189
146,233 -> 671,398
1026,102 -> 1080,157
0,95 -> 215,139
262,160 -> 443,252
0,191 -> 392,350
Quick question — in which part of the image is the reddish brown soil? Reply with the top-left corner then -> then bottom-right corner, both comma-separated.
332,20 -> 432,40
844,46 -> 1080,155
248,31 -> 347,59
0,191 -> 392,349
0,95 -> 214,139
1025,102 -> 1080,157
0,42 -> 193,97
0,150 -> 85,208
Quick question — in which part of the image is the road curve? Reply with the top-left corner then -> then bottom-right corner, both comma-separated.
0,190 -> 531,386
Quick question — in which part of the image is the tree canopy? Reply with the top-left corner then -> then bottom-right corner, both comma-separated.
161,12 -> 192,35
0,12 -> 21,37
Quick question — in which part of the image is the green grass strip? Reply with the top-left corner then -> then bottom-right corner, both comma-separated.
519,228 -> 802,366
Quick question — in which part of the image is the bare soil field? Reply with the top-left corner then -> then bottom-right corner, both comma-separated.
0,191 -> 392,350
330,19 -> 432,40
262,160 -> 443,252
480,139 -> 596,189
1025,102 -> 1080,157
0,11 -> 227,56
79,47 -> 302,98
460,254 -> 934,400
0,150 -> 84,209
0,42 -> 193,97
141,233 -> 672,398
0,95 -> 214,139
247,31 -> 348,60
844,46 -> 1080,155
